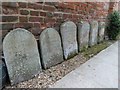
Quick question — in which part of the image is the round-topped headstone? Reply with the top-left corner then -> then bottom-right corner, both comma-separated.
98,22 -> 105,43
89,20 -> 99,46
0,60 -> 7,89
60,21 -> 78,59
3,28 -> 42,85
78,21 -> 90,51
39,28 -> 63,69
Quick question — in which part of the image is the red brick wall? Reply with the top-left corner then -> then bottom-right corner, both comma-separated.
108,2 -> 114,13
1,2 -> 110,39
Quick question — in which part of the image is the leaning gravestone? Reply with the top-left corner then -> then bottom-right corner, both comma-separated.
39,28 -> 64,69
60,21 -> 78,60
3,28 -> 42,85
98,22 -> 105,43
89,20 -> 99,46
0,60 -> 7,89
78,21 -> 90,51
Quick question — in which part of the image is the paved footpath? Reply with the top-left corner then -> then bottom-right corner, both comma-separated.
51,41 -> 119,88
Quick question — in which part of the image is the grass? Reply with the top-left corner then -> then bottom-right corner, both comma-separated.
116,33 -> 120,40
81,41 -> 113,59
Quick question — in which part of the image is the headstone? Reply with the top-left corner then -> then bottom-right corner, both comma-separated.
3,28 -> 42,85
89,20 -> 99,46
60,21 -> 78,60
98,22 -> 105,43
0,60 -> 7,89
39,28 -> 63,69
0,30 -> 2,56
78,21 -> 90,51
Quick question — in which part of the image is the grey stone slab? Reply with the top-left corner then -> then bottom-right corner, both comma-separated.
89,20 -> 99,46
39,28 -> 64,69
3,28 -> 42,85
60,21 -> 78,60
0,60 -> 7,89
0,32 -> 2,55
98,22 -> 105,43
78,21 -> 90,51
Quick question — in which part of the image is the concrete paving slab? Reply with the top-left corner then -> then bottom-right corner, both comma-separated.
51,41 -> 118,88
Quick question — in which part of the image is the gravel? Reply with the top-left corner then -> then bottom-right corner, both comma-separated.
5,53 -> 87,89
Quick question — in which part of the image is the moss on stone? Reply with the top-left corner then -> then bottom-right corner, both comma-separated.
79,46 -> 88,52
116,33 -> 120,40
81,41 -> 112,59
66,50 -> 78,60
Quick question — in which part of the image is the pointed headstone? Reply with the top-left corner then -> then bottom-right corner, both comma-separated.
3,28 -> 42,85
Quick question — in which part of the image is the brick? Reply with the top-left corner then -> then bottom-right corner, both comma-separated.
40,11 -> 46,16
2,30 -> 9,38
28,3 -> 35,9
33,23 -> 41,28
13,23 -> 24,28
72,14 -> 80,19
68,14 -> 73,18
56,3 -> 66,9
14,23 -> 33,29
20,10 -> 29,15
0,7 -> 2,14
2,7 -> 18,15
2,16 -> 18,22
65,3 -> 76,10
44,18 -> 56,23
37,2 -> 44,4
29,17 -> 43,22
56,18 -> 64,23
18,2 -> 27,8
45,2 -> 57,5
29,27 -> 42,36
54,13 -> 63,18
19,16 -> 28,22
0,30 -> 1,34
81,3 -> 87,7
2,2 -> 19,8
63,14 -> 70,19
46,12 -> 54,18
65,9 -> 73,13
40,23 -> 47,30
28,3 -> 42,9
34,4 -> 43,9
89,9 -> 95,14
1,23 -> 14,30
46,22 -> 55,28
43,5 -> 55,11
54,13 -> 59,17
0,2 -> 112,39
30,11 -> 39,16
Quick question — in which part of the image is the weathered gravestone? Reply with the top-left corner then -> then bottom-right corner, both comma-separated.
0,60 -> 7,89
98,22 -> 105,43
89,20 -> 99,46
78,21 -> 90,51
60,21 -> 78,60
3,28 -> 42,85
0,30 -> 2,57
39,28 -> 63,69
